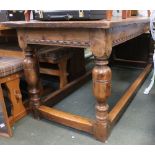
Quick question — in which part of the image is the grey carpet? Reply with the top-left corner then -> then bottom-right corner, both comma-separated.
0,67 -> 154,145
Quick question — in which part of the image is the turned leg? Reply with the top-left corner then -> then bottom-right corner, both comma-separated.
92,57 -> 112,142
23,47 -> 42,119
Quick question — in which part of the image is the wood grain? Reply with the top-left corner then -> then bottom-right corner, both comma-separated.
5,78 -> 27,124
39,105 -> 94,134
109,64 -> 152,125
0,25 -> 11,30
0,17 -> 149,29
0,44 -> 24,58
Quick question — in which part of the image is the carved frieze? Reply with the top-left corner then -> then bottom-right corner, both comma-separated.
110,23 -> 149,46
26,39 -> 90,48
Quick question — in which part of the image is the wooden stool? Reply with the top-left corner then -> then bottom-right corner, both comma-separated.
0,57 -> 26,137
38,46 -> 72,89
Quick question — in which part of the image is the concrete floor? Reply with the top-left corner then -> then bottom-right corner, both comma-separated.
0,66 -> 155,145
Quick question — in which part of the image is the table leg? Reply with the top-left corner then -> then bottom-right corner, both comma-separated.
92,57 -> 112,142
23,47 -> 42,119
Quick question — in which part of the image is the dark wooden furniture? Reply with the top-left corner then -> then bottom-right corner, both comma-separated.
67,47 -> 86,81
0,87 -> 12,137
0,28 -> 86,87
1,17 -> 151,142
39,46 -> 86,89
0,57 -> 27,137
38,46 -> 73,89
0,44 -> 24,58
0,27 -> 24,58
111,33 -> 154,67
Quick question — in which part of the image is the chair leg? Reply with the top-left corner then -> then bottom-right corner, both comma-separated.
58,59 -> 68,89
0,84 -> 13,137
5,77 -> 26,122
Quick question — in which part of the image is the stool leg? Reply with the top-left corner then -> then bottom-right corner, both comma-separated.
0,85 -> 12,137
58,59 -> 68,89
5,78 -> 26,122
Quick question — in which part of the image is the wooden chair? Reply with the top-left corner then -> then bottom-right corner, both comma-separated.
0,56 -> 26,137
38,46 -> 73,89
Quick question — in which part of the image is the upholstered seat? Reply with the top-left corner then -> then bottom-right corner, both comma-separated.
0,56 -> 26,137
0,57 -> 23,78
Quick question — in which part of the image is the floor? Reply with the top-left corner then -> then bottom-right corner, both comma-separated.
0,66 -> 155,145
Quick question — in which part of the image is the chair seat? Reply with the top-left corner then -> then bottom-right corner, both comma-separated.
38,46 -> 72,62
0,57 -> 23,78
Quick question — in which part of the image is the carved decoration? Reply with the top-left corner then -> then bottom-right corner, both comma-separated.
90,29 -> 112,58
27,39 -> 90,48
111,23 -> 149,46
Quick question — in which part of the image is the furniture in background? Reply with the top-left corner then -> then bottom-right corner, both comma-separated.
64,47 -> 86,81
38,46 -> 73,89
0,27 -> 24,58
0,56 -> 27,137
37,46 -> 86,89
0,27 -> 86,91
0,44 -> 24,58
0,87 -> 12,137
107,10 -> 150,20
0,44 -> 86,89
24,10 -> 147,22
111,33 -> 154,68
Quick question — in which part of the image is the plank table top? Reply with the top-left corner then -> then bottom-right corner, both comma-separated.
0,17 -> 150,29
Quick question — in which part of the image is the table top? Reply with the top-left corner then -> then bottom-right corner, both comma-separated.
0,17 -> 150,29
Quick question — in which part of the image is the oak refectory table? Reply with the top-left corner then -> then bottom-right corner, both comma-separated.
1,17 -> 151,142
